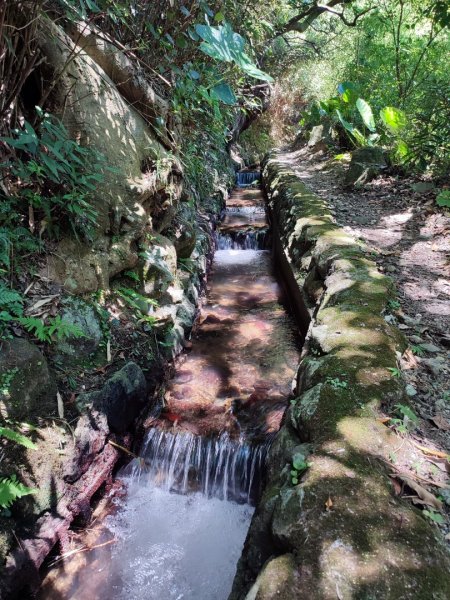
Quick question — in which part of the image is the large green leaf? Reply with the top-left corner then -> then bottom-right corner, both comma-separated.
195,22 -> 273,82
336,110 -> 367,146
356,98 -> 376,132
210,83 -> 237,105
338,81 -> 359,105
380,106 -> 407,135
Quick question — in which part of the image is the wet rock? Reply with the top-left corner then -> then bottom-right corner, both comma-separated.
345,146 -> 387,187
76,362 -> 147,432
63,409 -> 109,483
53,298 -> 102,366
0,338 -> 56,420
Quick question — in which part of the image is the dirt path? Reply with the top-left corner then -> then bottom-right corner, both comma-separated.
284,146 -> 450,455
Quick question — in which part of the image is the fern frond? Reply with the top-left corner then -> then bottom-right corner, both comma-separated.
47,316 -> 86,340
0,284 -> 23,317
16,316 -> 50,341
0,474 -> 36,508
0,426 -> 37,449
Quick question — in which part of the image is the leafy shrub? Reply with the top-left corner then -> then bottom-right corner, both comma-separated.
0,108 -> 108,241
0,281 -> 85,342
0,426 -> 37,510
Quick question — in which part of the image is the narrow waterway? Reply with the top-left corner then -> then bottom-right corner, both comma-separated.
39,178 -> 300,600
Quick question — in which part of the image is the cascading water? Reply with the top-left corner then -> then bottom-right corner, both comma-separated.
236,171 -> 260,187
124,430 -> 271,504
39,183 -> 300,600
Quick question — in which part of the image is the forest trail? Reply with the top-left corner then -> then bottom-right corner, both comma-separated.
282,146 -> 450,456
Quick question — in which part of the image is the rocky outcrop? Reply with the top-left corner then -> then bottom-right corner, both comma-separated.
230,152 -> 450,599
345,146 -> 387,187
37,17 -> 183,294
76,362 -> 147,433
0,339 -> 56,420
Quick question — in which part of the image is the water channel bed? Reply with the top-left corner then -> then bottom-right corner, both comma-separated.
39,184 -> 300,600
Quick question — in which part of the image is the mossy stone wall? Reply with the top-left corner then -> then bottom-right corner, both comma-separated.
230,152 -> 450,600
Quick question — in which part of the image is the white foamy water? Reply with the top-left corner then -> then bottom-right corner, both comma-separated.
96,481 -> 254,600
214,248 -> 269,266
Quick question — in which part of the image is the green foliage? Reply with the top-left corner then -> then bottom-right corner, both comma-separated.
115,287 -> 158,326
1,108 -> 107,241
436,190 -> 450,208
388,367 -> 401,378
0,425 -> 37,510
195,22 -> 273,82
0,474 -> 36,509
380,107 -> 407,135
389,403 -> 419,434
0,426 -> 36,450
0,281 -> 85,342
423,509 -> 445,524
290,451 -> 310,485
325,376 -> 348,390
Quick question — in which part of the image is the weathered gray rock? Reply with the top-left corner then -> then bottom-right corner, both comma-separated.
141,233 -> 177,298
0,338 -> 56,420
76,362 -> 147,432
307,124 -> 332,150
53,298 -> 102,366
345,146 -> 387,187
245,554 -> 298,600
165,204 -> 197,259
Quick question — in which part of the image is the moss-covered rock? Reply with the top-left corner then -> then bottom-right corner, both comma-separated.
52,298 -> 103,367
0,338 -> 56,420
231,152 -> 450,600
76,361 -> 147,433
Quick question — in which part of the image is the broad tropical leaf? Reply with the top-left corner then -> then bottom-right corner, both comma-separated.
380,107 -> 407,134
210,83 -> 237,105
356,98 -> 376,132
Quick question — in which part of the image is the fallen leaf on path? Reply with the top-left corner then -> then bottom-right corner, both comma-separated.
431,415 -> 450,431
396,474 -> 443,510
325,496 -> 333,511
411,440 -> 450,459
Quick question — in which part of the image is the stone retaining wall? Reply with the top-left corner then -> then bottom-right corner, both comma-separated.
230,152 -> 450,599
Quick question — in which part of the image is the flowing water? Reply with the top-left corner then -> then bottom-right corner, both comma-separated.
39,183 -> 300,600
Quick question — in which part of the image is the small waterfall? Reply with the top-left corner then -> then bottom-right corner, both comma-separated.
236,171 -> 260,187
123,429 -> 271,505
218,229 -> 268,250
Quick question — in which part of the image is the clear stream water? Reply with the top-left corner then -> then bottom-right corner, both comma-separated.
39,182 -> 299,600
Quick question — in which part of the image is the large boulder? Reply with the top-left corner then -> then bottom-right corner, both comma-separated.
0,338 -> 56,420
37,18 -> 183,293
345,146 -> 387,187
76,362 -> 147,433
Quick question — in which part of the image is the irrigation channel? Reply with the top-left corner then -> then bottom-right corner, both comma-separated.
40,174 -> 301,600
